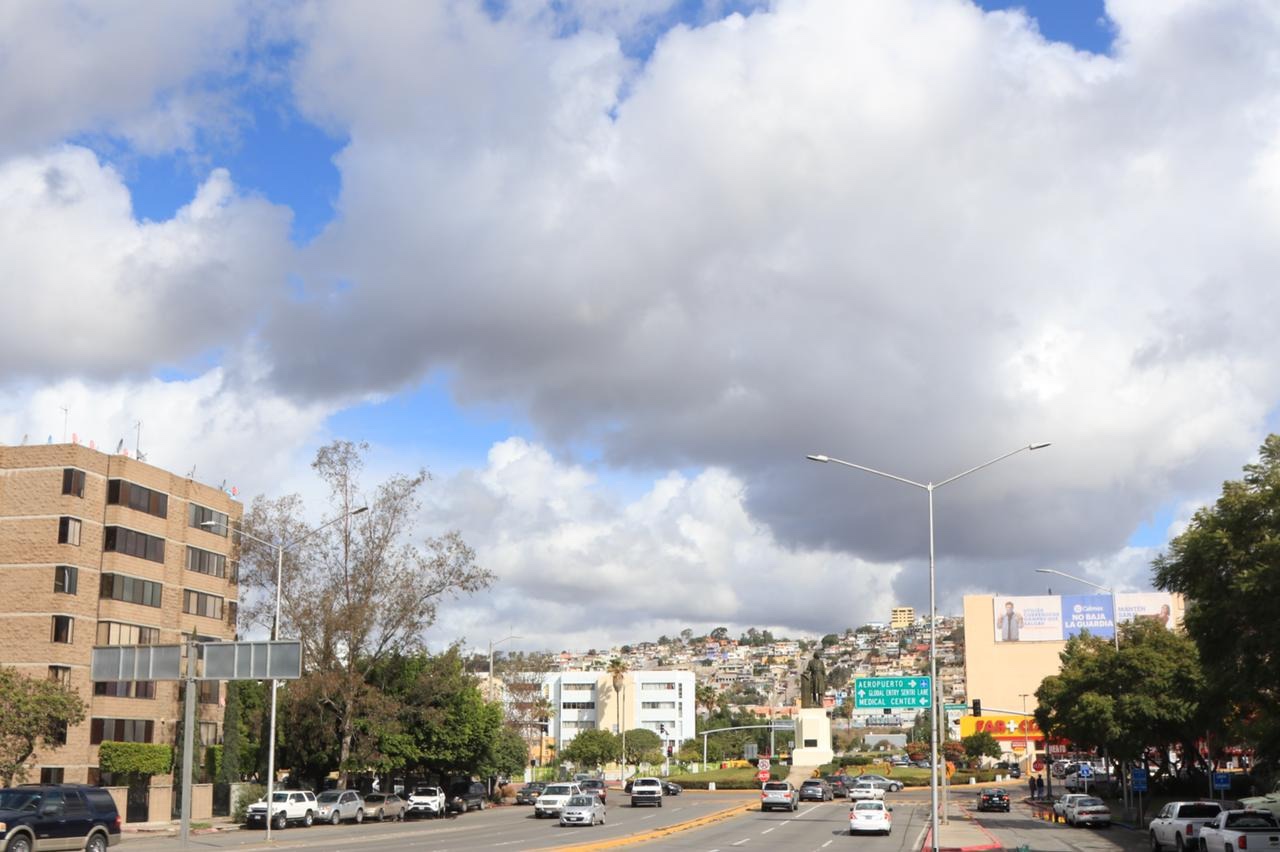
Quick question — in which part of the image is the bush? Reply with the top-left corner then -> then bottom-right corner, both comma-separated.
97,742 -> 172,777
232,784 -> 265,824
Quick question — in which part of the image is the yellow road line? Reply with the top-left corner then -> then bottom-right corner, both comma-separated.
549,800 -> 758,852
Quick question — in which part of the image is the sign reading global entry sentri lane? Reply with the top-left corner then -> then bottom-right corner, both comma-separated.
854,676 -> 932,709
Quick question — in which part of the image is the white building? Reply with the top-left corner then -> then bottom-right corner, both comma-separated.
542,670 -> 697,757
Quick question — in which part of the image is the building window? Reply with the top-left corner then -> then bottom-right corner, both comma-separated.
182,589 -> 224,620
48,666 -> 72,686
61,468 -> 85,497
107,479 -> 168,518
189,504 -> 228,535
54,565 -> 78,595
103,526 -> 165,563
96,622 -> 160,646
561,701 -> 596,710
562,683 -> 594,691
642,701 -> 676,709
199,722 -> 220,746
90,718 -> 154,744
51,615 -> 73,644
57,517 -> 82,546
40,767 -> 65,784
99,573 -> 163,608
642,682 -> 677,691
94,681 -> 156,699
185,546 -> 227,578
198,681 -> 219,705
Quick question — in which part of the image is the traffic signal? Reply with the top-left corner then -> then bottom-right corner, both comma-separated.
972,699 -> 982,717
667,745 -> 673,757
659,723 -> 667,735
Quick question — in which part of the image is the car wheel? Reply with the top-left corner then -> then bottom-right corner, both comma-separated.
355,808 -> 364,824
1177,836 -> 1186,852
480,799 -> 486,811
273,812 -> 288,831
330,810 -> 340,825
86,833 -> 108,852
659,799 -> 663,807
6,834 -> 32,852
377,808 -> 385,821
891,784 -> 902,793
303,810 -> 314,827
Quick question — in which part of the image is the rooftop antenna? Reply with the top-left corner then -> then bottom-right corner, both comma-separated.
133,421 -> 143,460
186,465 -> 197,479
60,406 -> 69,443
21,434 -> 28,446
115,439 -> 125,454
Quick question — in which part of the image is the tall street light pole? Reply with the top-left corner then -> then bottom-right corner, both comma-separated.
807,442 -> 1049,852
204,506 -> 367,841
1020,693 -> 1034,785
488,634 -> 522,702
1034,568 -> 1120,651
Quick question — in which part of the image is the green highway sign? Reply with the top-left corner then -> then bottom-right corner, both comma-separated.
854,676 -> 933,709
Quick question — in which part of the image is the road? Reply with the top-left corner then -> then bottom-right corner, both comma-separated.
126,791 -> 755,852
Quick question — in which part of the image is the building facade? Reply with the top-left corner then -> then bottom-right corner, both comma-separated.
0,443 -> 240,800
542,670 -> 696,758
890,606 -> 915,628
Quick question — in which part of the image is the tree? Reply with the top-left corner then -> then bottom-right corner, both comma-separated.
962,731 -> 1002,765
821,633 -> 839,647
624,728 -> 662,766
218,681 -> 242,784
695,683 -> 718,716
1154,434 -> 1280,763
709,626 -> 729,640
561,729 -> 618,769
481,726 -> 530,782
0,666 -> 86,785
905,741 -> 929,760
241,441 -> 492,786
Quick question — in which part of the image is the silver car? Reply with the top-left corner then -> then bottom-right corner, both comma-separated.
560,794 -> 607,827
316,789 -> 365,824
363,793 -> 406,821
761,781 -> 798,812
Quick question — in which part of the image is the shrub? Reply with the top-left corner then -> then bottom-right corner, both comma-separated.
97,742 -> 172,777
232,783 -> 265,824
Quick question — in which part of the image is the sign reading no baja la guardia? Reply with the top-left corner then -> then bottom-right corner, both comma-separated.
992,592 -> 1175,643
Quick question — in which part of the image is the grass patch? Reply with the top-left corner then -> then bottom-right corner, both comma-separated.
665,767 -> 782,789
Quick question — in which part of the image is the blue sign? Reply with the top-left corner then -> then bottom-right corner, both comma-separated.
1077,764 -> 1093,779
1214,773 -> 1231,791
1131,768 -> 1148,792
1062,594 -> 1116,639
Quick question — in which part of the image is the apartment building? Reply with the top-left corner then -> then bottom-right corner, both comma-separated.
0,443 -> 240,807
542,670 -> 696,758
890,606 -> 915,628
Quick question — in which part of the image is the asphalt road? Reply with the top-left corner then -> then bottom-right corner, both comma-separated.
126,791 -> 756,852
968,798 -> 1150,852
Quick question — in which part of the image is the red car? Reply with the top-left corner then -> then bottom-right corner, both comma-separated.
579,779 -> 607,804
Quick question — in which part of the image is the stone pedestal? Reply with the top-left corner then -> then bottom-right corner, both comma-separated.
790,707 -> 834,767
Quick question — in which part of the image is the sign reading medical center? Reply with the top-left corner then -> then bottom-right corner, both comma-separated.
993,592 -> 1175,643
960,714 -> 1045,741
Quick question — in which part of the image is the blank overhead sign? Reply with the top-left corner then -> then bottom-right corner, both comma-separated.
92,645 -> 183,681
201,640 -> 302,680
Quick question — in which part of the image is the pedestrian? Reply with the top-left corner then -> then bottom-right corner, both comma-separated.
1028,774 -> 1037,800
1037,775 -> 1045,799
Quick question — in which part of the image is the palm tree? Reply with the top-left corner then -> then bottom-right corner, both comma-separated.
530,695 -> 555,777
608,658 -> 628,779
696,683 -> 718,716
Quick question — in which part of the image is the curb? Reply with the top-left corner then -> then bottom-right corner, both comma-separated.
548,800 -> 757,851
920,807 -> 1003,852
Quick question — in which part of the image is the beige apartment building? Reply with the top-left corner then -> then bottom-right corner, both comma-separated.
0,443 -> 240,815
890,606 -> 915,628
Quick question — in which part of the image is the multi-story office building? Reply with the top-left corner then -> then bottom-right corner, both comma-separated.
0,443 -> 240,815
890,606 -> 915,628
542,670 -> 696,758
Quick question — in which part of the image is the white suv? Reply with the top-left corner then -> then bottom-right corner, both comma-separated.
407,785 -> 447,819
245,790 -> 318,829
535,783 -> 582,818
630,778 -> 664,808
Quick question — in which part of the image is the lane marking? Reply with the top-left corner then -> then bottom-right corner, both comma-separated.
822,841 -> 834,848
762,826 -> 776,834
731,840 -> 750,847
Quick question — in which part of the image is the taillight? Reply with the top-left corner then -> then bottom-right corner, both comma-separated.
1187,824 -> 1194,836
1239,836 -> 1247,850
114,815 -> 122,829
761,792 -> 766,798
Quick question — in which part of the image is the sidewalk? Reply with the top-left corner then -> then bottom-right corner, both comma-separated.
122,816 -> 242,836
920,801 -> 1003,852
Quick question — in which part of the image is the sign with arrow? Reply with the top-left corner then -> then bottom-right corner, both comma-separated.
854,676 -> 932,709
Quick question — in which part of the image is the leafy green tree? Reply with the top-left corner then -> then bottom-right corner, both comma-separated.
821,633 -> 839,647
0,666 -> 86,785
561,729 -> 618,768
710,627 -> 729,640
1154,434 -> 1280,763
962,731 -> 1002,764
910,711 -> 931,744
481,726 -> 531,781
218,681 -> 242,784
624,728 -> 662,765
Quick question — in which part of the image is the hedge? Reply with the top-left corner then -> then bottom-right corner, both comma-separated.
98,742 -> 173,777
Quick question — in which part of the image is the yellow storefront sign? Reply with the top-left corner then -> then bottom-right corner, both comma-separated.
959,714 -> 1042,741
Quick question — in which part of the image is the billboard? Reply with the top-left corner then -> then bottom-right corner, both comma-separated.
993,592 -> 1174,642
960,714 -> 1044,741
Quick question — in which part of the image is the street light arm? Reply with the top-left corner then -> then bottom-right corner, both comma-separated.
203,506 -> 367,552
934,443 -> 1049,489
807,455 -> 927,490
1034,567 -> 1111,594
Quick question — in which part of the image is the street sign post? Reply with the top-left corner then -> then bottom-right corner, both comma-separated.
1213,772 -> 1231,798
1131,768 -> 1148,792
756,769 -> 770,783
758,758 -> 771,773
854,677 -> 933,710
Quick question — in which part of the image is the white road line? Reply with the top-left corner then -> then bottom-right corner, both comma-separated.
731,840 -> 750,847
762,826 -> 776,834
822,841 -> 834,848
780,820 -> 791,826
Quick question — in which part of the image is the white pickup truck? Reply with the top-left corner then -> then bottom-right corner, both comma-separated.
1150,801 -> 1224,851
1198,809 -> 1280,852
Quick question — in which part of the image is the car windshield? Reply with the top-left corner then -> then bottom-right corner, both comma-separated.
414,787 -> 439,796
545,785 -> 573,795
581,781 -> 602,788
317,791 -> 341,802
763,783 -> 789,791
855,802 -> 885,811
0,790 -> 41,811
567,796 -> 594,806
802,781 -> 822,787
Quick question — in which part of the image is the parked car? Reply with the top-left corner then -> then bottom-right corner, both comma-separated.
800,779 -> 834,802
849,799 -> 893,835
1241,785 -> 1280,819
1198,809 -> 1280,852
0,784 -> 121,852
534,783 -> 582,818
315,789 -> 363,825
848,780 -> 886,801
1054,793 -> 1090,820
406,785 -> 446,818
854,774 -> 903,793
630,778 -> 664,808
1066,796 -> 1111,827
978,788 -> 1011,812
1009,765 -> 1023,779
559,794 -> 607,827
662,781 -> 683,797
246,789 -> 318,829
363,793 -> 406,821
579,779 -> 607,804
761,781 -> 798,812
1150,801 -> 1224,852
448,780 -> 487,814
515,782 -> 547,805
824,776 -> 850,798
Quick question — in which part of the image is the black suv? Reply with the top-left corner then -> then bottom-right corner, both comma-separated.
0,784 -> 121,851
447,780 -> 487,813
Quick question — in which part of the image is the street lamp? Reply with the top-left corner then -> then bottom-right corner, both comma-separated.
1034,568 -> 1120,651
1020,693 -> 1034,785
807,442 -> 1049,852
203,505 -> 367,841
488,634 -> 522,702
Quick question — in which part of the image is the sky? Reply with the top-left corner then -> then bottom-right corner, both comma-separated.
4,0 -> 1280,653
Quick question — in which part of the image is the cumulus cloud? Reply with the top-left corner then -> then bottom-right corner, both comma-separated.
422,438 -> 902,649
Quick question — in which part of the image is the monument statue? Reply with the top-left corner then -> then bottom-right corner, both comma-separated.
800,650 -> 827,708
